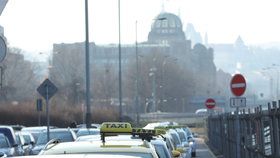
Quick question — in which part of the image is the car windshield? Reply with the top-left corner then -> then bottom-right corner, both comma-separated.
36,131 -> 74,145
177,131 -> 186,142
170,133 -> 181,146
153,144 -> 170,158
184,128 -> 192,136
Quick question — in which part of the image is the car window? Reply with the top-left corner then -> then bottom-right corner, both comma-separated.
23,135 -> 31,144
0,128 -> 15,145
36,131 -> 74,145
15,135 -> 22,145
0,137 -> 10,148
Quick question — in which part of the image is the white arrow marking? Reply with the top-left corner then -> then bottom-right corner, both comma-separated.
232,83 -> 246,88
206,102 -> 215,106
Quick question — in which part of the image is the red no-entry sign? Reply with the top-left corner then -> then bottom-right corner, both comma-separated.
205,98 -> 216,109
231,74 -> 246,96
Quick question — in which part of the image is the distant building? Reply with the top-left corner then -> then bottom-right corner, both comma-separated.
51,12 -> 219,113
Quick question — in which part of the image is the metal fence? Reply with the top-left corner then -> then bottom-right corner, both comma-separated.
207,101 -> 280,158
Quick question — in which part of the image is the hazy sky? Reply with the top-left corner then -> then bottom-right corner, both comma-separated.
0,0 -> 280,54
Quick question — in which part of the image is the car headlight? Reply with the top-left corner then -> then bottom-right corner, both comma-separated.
189,141 -> 194,145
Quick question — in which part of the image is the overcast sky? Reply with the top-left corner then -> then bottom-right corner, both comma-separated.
0,0 -> 280,54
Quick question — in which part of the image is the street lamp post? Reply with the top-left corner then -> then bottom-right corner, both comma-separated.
272,64 -> 280,100
149,67 -> 157,112
260,69 -> 274,100
135,20 -> 140,125
118,0 -> 123,122
84,0 -> 91,128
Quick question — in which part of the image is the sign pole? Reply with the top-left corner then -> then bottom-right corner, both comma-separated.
38,111 -> 41,126
46,85 -> 50,142
236,107 -> 240,158
37,78 -> 57,142
230,74 -> 246,158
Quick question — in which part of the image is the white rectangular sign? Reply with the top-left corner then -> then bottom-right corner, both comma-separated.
230,97 -> 246,108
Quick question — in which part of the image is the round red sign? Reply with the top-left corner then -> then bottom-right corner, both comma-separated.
205,98 -> 215,109
231,74 -> 246,96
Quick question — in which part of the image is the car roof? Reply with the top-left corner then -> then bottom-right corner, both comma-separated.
76,135 -> 100,141
40,141 -> 156,155
12,154 -> 144,158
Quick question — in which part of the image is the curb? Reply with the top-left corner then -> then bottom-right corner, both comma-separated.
203,139 -> 218,158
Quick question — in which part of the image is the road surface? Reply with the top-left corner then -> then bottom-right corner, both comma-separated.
195,138 -> 217,158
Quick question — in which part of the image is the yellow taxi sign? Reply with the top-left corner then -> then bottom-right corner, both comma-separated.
155,125 -> 185,130
100,122 -> 132,133
156,129 -> 166,135
132,128 -> 166,135
132,128 -> 156,135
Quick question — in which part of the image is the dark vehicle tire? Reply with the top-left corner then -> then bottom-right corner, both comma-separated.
191,151 -> 196,157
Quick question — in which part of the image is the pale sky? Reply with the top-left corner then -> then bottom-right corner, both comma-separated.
0,0 -> 280,54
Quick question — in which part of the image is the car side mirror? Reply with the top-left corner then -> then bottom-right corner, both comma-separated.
172,150 -> 181,157
12,144 -> 18,147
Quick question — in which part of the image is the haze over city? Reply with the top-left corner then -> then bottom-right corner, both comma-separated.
0,0 -> 280,55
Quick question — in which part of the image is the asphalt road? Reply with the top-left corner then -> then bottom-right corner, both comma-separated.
194,138 -> 216,158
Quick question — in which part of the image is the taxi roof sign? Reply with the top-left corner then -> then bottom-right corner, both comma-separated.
155,125 -> 186,130
132,128 -> 166,136
100,122 -> 133,143
100,122 -> 132,133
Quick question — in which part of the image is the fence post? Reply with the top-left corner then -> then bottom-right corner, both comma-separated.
272,101 -> 280,157
259,105 -> 265,157
268,103 -> 274,157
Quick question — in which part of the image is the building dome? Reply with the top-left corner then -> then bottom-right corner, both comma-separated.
151,12 -> 183,30
148,12 -> 186,44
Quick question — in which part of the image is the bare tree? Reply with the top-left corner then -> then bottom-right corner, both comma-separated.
0,47 -> 38,101
124,51 -> 194,113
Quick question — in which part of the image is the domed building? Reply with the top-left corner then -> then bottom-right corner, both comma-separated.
148,12 -> 186,44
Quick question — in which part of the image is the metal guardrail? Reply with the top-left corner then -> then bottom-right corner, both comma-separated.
207,101 -> 280,158
138,112 -> 207,126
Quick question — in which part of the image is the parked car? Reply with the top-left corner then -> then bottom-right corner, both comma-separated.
0,133 -> 16,157
76,128 -> 100,137
0,126 -> 24,156
15,131 -> 35,155
181,127 -> 197,157
30,128 -> 77,155
21,126 -> 56,143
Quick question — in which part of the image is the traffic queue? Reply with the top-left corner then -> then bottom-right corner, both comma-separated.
0,122 -> 196,158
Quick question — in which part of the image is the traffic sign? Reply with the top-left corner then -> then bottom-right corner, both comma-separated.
205,98 -> 216,109
37,79 -> 58,100
231,74 -> 246,96
0,36 -> 7,62
230,97 -> 246,108
36,98 -> 43,111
